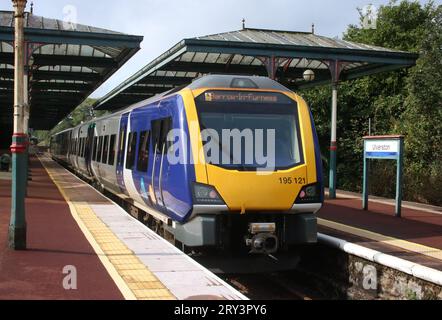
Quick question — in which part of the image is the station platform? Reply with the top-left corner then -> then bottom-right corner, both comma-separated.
0,155 -> 246,300
318,190 -> 442,271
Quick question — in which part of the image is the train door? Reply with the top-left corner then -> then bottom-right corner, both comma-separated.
116,113 -> 129,194
133,127 -> 151,204
151,117 -> 172,209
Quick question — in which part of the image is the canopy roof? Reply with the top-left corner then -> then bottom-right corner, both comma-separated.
0,10 -> 143,130
94,27 -> 418,111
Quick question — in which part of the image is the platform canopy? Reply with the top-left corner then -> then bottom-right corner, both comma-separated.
0,10 -> 143,132
94,27 -> 418,111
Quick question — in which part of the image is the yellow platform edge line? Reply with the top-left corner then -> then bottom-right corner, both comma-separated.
318,218 -> 442,261
39,156 -> 137,300
48,162 -> 175,300
38,156 -> 138,300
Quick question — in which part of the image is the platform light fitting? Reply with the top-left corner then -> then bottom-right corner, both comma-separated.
303,69 -> 315,82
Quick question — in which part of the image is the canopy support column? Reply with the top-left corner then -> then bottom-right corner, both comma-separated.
24,65 -> 30,190
9,0 -> 28,250
329,82 -> 338,199
259,56 -> 289,80
327,60 -> 344,199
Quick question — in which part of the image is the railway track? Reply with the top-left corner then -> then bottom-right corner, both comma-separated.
220,272 -> 324,300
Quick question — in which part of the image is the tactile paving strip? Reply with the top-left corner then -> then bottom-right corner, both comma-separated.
39,156 -> 175,300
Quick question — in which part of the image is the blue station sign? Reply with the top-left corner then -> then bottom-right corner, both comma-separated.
364,139 -> 400,159
362,135 -> 404,217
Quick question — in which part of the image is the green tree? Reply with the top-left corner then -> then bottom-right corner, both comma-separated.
302,0 -> 442,205
400,3 -> 442,204
35,98 -> 109,146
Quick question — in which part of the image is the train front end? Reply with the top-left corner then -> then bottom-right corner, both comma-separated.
175,76 -> 323,255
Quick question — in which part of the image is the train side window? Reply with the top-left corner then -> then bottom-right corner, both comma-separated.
137,131 -> 150,172
102,135 -> 109,164
97,136 -> 103,163
152,120 -> 161,153
81,138 -> 85,157
82,138 -> 86,157
92,137 -> 98,161
108,134 -> 116,165
163,117 -> 173,154
79,138 -> 83,157
151,117 -> 172,154
125,132 -> 137,170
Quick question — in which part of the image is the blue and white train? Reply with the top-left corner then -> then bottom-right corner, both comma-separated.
50,75 -> 323,256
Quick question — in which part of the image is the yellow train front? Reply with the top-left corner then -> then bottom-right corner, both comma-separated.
167,75 -> 323,256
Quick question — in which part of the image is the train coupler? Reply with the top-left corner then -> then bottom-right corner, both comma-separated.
245,223 -> 278,254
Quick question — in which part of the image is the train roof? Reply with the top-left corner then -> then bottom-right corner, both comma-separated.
186,74 -> 291,91
51,74 -> 292,137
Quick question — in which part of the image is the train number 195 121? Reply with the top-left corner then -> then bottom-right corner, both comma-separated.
279,177 -> 306,185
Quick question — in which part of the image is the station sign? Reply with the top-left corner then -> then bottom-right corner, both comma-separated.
362,135 -> 404,217
364,139 -> 400,159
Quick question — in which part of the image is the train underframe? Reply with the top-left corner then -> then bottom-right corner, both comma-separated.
165,212 -> 318,254
52,157 -> 318,272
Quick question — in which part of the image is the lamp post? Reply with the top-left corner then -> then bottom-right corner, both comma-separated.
9,0 -> 27,250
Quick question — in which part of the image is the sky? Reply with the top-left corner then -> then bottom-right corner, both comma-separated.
0,0 -> 439,99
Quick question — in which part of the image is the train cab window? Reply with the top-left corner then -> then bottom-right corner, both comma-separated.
125,132 -> 137,170
102,136 -> 109,164
97,136 -> 103,163
92,137 -> 98,161
195,91 -> 304,170
137,131 -> 150,172
108,134 -> 116,165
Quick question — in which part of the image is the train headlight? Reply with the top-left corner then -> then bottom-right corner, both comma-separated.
192,183 -> 225,205
295,183 -> 322,204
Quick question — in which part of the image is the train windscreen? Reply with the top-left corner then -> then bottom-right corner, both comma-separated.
194,91 -> 304,171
